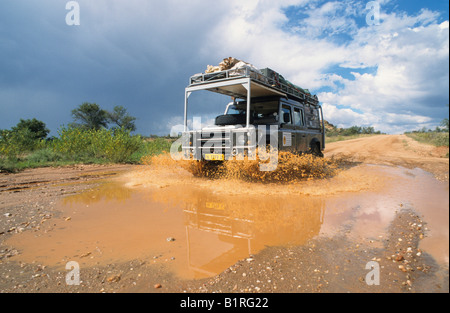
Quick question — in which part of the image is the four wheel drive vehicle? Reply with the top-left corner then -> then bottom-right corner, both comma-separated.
181,61 -> 325,162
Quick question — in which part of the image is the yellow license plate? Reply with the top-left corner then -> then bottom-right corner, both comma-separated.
204,153 -> 225,161
206,202 -> 226,210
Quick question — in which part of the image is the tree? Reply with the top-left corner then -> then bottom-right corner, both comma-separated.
107,105 -> 137,132
11,118 -> 49,140
441,118 -> 449,132
441,104 -> 449,132
342,126 -> 362,136
70,102 -> 108,130
1,118 -> 48,157
361,126 -> 375,134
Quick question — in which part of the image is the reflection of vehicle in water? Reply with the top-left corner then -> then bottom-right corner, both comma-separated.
58,182 -> 325,279
183,194 -> 325,278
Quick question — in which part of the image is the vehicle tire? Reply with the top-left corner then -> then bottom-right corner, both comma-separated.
215,114 -> 250,126
309,142 -> 324,157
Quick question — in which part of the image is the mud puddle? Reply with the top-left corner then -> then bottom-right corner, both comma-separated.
6,164 -> 449,281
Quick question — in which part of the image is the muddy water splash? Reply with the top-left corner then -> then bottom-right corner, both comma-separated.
133,153 -> 385,197
6,157 -> 449,280
142,152 -> 340,182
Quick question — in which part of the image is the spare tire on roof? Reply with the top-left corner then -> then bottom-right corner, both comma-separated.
215,114 -> 252,126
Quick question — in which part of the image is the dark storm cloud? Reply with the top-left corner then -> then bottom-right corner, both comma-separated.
1,1 -> 448,135
0,0 -> 227,135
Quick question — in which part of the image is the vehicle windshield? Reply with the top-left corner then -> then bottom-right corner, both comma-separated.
227,105 -> 246,115
227,101 -> 278,124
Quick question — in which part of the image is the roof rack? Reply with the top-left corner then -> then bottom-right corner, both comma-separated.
189,66 -> 320,107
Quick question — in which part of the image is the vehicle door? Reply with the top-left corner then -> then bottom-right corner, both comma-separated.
293,106 -> 308,152
279,104 -> 295,152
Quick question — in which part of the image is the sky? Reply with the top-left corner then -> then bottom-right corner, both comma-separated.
0,0 -> 449,136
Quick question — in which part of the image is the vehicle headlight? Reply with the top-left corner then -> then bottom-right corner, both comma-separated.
236,134 -> 246,146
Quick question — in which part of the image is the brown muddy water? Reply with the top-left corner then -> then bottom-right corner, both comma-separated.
6,163 -> 449,281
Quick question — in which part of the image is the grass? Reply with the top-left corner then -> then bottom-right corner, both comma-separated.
0,149 -> 117,173
325,133 -> 382,144
0,155 -> 111,173
0,130 -> 176,173
405,131 -> 449,148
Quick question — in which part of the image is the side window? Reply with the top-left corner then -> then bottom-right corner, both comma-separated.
281,105 -> 292,125
293,108 -> 304,127
305,107 -> 320,128
310,108 -> 320,128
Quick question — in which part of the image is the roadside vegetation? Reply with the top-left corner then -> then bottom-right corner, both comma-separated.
325,121 -> 383,143
0,103 -> 173,173
3,107 -> 446,173
404,119 -> 449,157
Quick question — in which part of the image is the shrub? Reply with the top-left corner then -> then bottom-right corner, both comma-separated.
0,128 -> 45,157
52,127 -> 144,163
103,128 -> 143,163
26,148 -> 64,164
405,131 -> 449,148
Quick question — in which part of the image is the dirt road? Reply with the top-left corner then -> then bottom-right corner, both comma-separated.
0,135 -> 448,294
325,134 -> 449,181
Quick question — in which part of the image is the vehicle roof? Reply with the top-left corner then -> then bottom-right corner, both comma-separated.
188,67 -> 320,107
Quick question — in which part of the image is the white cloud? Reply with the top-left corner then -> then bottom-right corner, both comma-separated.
1,0 -> 448,135
290,1 -> 361,38
200,0 -> 448,133
203,1 -> 350,88
333,14 -> 449,127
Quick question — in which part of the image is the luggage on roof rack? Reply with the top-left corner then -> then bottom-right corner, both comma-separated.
260,68 -> 311,96
189,58 -> 318,106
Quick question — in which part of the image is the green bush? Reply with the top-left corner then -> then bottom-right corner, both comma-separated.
26,148 -> 64,164
325,123 -> 382,138
52,127 -> 144,163
406,131 -> 449,147
0,128 -> 45,157
104,128 -> 144,163
0,125 -> 178,172
144,138 -> 173,155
